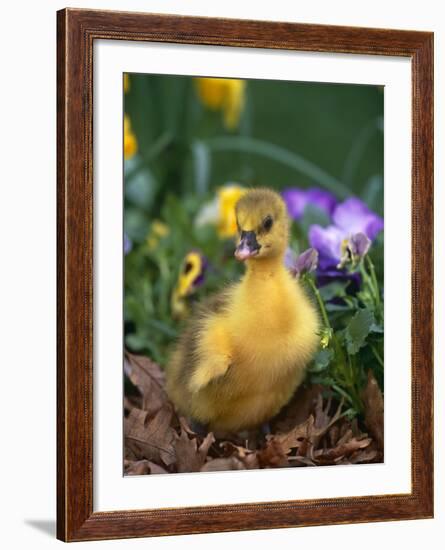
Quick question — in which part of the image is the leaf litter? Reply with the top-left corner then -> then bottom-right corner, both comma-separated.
124,351 -> 383,475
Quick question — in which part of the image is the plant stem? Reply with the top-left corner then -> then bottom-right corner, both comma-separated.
306,276 -> 331,329
359,258 -> 381,318
370,344 -> 384,368
366,255 -> 381,309
306,275 -> 364,413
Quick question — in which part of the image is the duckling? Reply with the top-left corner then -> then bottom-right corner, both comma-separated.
166,188 -> 320,433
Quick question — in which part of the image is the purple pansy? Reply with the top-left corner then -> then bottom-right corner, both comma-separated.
309,197 -> 383,270
338,232 -> 371,269
308,225 -> 344,270
332,198 -> 383,241
124,233 -> 132,255
293,248 -> 319,277
348,232 -> 371,260
282,187 -> 337,221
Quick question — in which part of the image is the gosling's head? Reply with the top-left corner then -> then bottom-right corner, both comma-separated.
234,188 -> 289,262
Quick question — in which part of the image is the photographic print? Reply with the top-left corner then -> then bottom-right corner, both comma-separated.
57,9 -> 433,540
123,74 -> 384,476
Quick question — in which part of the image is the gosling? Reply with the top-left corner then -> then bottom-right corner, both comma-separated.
166,188 -> 319,433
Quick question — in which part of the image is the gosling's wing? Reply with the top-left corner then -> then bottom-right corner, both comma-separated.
188,354 -> 233,393
178,288 -> 234,393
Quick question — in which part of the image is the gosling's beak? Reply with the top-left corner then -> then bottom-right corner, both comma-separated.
235,230 -> 261,261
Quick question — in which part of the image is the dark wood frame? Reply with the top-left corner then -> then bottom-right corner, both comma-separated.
57,8 -> 434,542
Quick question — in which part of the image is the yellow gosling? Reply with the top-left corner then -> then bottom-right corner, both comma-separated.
166,188 -> 319,432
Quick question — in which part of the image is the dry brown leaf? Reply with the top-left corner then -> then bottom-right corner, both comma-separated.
124,459 -> 168,475
220,441 -> 260,469
335,428 -> 355,447
257,438 -> 289,468
313,437 -> 372,464
268,395 -> 344,458
328,424 -> 340,447
348,447 -> 379,464
361,370 -> 384,450
124,406 -> 176,466
289,455 -> 316,466
125,351 -> 167,415
201,457 -> 246,472
123,353 -> 381,473
124,459 -> 150,475
272,384 -> 323,433
175,420 -> 216,473
124,395 -> 141,416
268,415 -> 314,456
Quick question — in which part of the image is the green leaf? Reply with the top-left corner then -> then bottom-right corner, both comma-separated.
345,308 -> 374,355
309,348 -> 334,373
325,302 -> 351,312
146,318 -> 178,339
125,333 -> 147,351
206,135 -> 350,198
341,407 -> 358,420
124,155 -> 142,177
343,296 -> 359,309
124,207 -> 150,242
191,141 -> 211,194
362,175 -> 383,216
308,374 -> 336,387
319,281 -> 349,301
370,323 -> 384,333
125,168 -> 158,210
332,384 -> 354,405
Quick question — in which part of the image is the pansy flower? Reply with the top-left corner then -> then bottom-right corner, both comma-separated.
282,187 -> 337,221
171,251 -> 208,319
287,247 -> 319,277
124,73 -> 130,94
146,220 -> 170,251
195,78 -> 246,130
338,232 -> 371,269
333,198 -> 384,241
124,233 -> 132,255
124,114 -> 138,160
309,198 -> 383,270
196,184 -> 247,239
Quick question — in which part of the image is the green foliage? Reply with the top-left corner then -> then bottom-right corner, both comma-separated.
304,252 -> 383,414
344,308 -> 375,355
308,349 -> 334,373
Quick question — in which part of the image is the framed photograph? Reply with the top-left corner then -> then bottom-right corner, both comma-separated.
57,8 -> 434,542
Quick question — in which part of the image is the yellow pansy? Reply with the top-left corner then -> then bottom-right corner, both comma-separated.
146,220 -> 170,251
124,114 -> 138,160
217,185 -> 247,238
171,251 -> 207,319
195,78 -> 246,130
124,73 -> 130,94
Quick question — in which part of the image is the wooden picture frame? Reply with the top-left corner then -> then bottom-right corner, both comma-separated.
57,8 -> 434,542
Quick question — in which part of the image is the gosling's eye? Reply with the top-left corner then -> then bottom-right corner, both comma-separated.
262,215 -> 273,232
